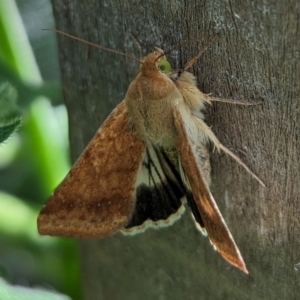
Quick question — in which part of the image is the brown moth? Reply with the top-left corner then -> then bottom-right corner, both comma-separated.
38,38 -> 263,274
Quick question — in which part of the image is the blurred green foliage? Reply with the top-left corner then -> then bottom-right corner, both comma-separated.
0,1 -> 81,299
0,277 -> 71,300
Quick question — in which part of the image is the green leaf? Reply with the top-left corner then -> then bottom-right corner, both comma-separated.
0,278 -> 71,300
0,81 -> 20,118
0,117 -> 21,143
0,81 -> 22,143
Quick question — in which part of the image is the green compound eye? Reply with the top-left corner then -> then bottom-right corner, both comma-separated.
158,58 -> 171,73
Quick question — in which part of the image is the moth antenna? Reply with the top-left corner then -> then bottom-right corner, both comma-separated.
218,143 -> 266,187
210,97 -> 263,106
43,29 -> 143,64
183,34 -> 218,71
155,34 -> 218,67
130,33 -> 142,61
154,36 -> 208,63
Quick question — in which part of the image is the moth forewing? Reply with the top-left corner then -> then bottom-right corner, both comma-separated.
37,101 -> 146,237
173,105 -> 248,274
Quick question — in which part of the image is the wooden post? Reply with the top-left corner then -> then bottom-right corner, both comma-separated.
51,0 -> 300,298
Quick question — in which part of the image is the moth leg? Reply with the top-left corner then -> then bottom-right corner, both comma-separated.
210,97 -> 262,106
218,143 -> 265,187
192,115 -> 265,187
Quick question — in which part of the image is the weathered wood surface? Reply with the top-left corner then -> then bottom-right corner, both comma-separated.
51,0 -> 300,299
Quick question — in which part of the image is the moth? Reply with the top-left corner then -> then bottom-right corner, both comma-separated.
38,33 -> 264,274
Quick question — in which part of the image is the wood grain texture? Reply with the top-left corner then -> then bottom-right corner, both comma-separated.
51,0 -> 300,299
38,101 -> 145,237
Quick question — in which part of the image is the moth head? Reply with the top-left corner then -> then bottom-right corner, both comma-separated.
140,47 -> 172,74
